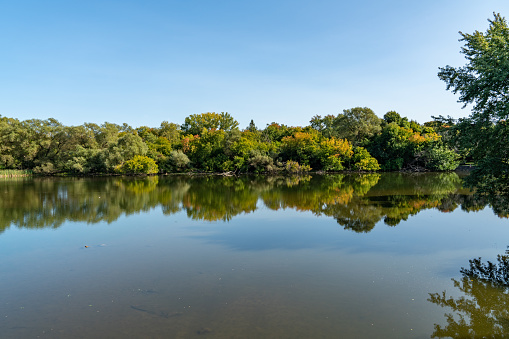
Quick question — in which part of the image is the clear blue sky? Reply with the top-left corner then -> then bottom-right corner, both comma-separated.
1,0 -> 508,129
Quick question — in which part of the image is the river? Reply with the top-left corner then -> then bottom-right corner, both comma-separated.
0,173 -> 507,338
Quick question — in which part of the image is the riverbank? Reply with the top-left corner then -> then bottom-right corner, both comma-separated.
0,170 -> 33,178
0,166 -> 472,178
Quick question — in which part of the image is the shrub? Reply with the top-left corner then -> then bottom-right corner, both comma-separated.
380,158 -> 402,171
322,155 -> 345,171
423,145 -> 460,171
319,138 -> 352,171
115,155 -> 158,175
248,153 -> 276,173
169,150 -> 190,171
33,162 -> 56,174
283,160 -> 311,173
351,147 -> 380,171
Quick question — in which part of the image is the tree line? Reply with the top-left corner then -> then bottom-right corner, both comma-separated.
0,109 -> 460,175
1,12 -> 507,183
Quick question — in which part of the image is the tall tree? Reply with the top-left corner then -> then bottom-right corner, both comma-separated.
181,112 -> 239,136
334,107 -> 381,146
439,13 -> 509,193
246,119 -> 257,133
158,121 -> 181,147
438,13 -> 509,121
309,114 -> 336,138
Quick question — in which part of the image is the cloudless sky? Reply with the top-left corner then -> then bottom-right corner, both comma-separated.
1,0 -> 509,129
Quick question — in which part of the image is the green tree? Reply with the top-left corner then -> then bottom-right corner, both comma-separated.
334,107 -> 382,146
309,114 -> 336,139
136,126 -> 158,144
350,147 -> 380,171
0,116 -> 38,169
368,120 -> 452,171
318,137 -> 353,171
103,132 -> 148,172
167,150 -> 190,172
383,111 -> 403,125
261,123 -> 292,143
438,13 -> 509,192
246,119 -> 258,133
181,112 -> 239,136
185,129 -> 228,172
280,131 -> 320,167
421,144 -> 460,171
115,155 -> 158,175
158,121 -> 181,148
88,122 -> 120,149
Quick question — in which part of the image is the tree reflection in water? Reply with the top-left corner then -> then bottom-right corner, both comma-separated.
0,173 -> 500,235
428,249 -> 509,338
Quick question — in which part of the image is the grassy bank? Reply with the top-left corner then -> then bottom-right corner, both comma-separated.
0,169 -> 33,178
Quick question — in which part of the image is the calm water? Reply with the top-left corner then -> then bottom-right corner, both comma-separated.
0,173 -> 508,338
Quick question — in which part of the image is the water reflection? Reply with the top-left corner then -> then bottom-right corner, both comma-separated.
0,172 -> 497,235
2,173 -> 509,338
428,248 -> 509,338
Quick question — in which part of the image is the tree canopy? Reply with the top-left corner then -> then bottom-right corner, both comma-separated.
438,13 -> 509,194
438,13 -> 509,120
181,112 -> 239,136
0,104 -> 464,175
335,107 -> 382,146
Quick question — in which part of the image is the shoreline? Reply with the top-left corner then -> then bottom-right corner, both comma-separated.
0,167 -> 473,178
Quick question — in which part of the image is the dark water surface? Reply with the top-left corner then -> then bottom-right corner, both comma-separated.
0,173 -> 508,338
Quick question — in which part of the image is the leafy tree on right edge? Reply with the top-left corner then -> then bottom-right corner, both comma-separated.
439,13 -> 509,196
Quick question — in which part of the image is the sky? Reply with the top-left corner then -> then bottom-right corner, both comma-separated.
1,0 -> 509,129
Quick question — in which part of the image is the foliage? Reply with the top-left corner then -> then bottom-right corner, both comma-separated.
261,123 -> 293,143
439,13 -> 509,120
0,169 -> 32,177
421,144 -> 460,171
309,114 -> 336,139
158,121 -> 181,147
225,131 -> 278,173
350,147 -> 380,171
283,160 -> 311,173
0,105 -> 461,174
136,126 -> 158,144
335,107 -> 382,146
368,121 -> 453,171
310,108 -> 382,146
369,123 -> 415,170
246,119 -> 258,132
163,150 -> 190,173
318,137 -> 353,171
383,111 -> 407,126
247,152 -> 277,173
280,132 -> 319,167
185,129 -> 228,172
64,146 -> 104,174
439,13 -> 509,190
115,155 -> 158,175
181,112 -> 239,136
104,132 -> 148,172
